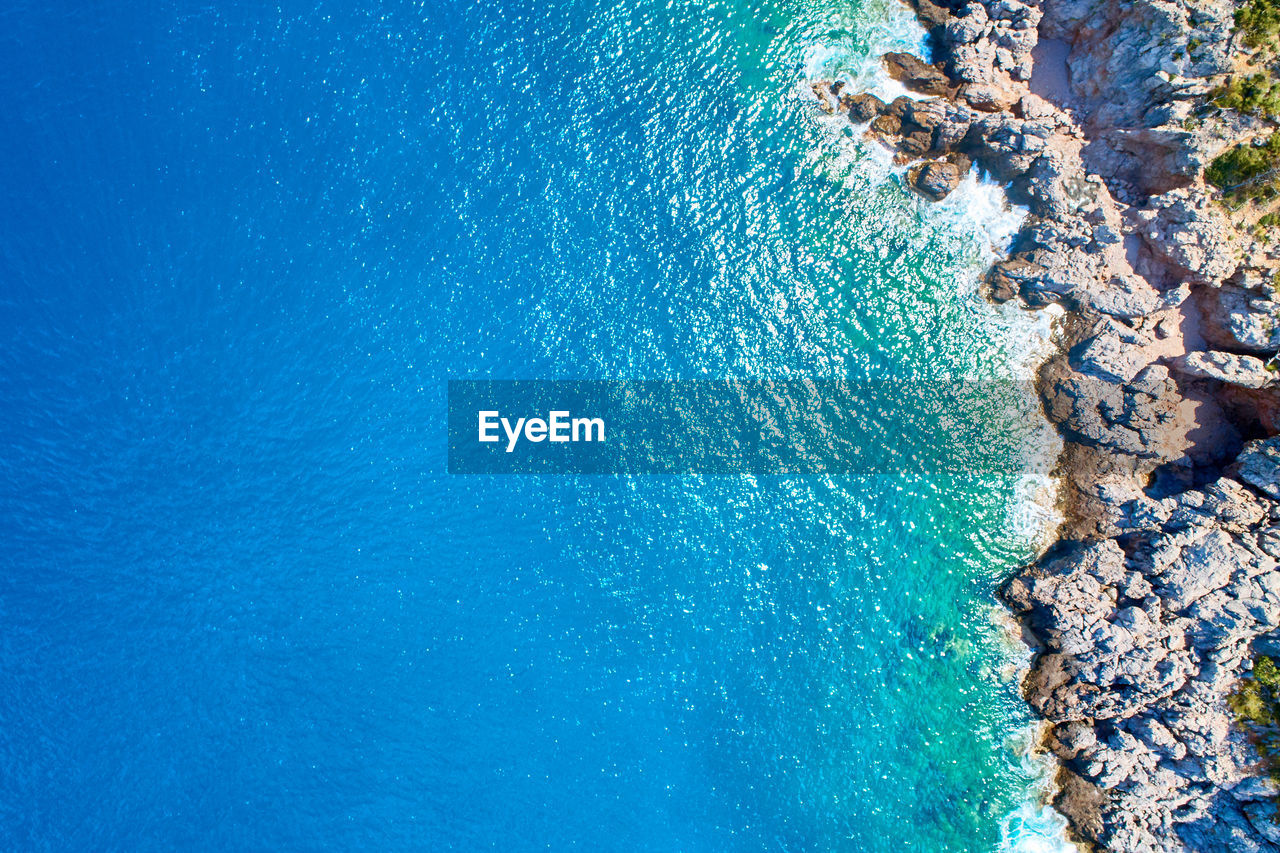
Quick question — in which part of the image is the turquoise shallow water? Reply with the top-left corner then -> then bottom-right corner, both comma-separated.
0,0 -> 1069,849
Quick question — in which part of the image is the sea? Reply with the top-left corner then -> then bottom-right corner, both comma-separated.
0,0 -> 1078,849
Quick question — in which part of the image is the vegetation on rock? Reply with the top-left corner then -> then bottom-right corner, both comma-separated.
1207,132 -> 1280,203
1236,0 -> 1280,49
1229,655 -> 1280,814
1214,72 -> 1280,118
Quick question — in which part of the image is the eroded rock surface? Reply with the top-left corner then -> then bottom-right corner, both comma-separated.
1006,465 -> 1280,851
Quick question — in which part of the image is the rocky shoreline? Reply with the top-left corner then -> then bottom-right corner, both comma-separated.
812,0 -> 1280,848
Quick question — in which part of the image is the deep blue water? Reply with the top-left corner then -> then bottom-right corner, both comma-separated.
0,1 -> 1067,850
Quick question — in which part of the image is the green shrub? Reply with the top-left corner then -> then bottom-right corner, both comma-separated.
1231,679 -> 1273,725
1214,73 -> 1280,118
1207,133 -> 1280,203
1258,656 -> 1280,689
1230,655 -> 1280,818
1236,0 -> 1280,49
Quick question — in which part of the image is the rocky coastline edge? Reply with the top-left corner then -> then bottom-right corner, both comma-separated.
810,0 -> 1280,848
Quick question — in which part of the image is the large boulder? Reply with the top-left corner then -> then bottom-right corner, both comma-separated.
1069,318 -> 1153,384
908,159 -> 963,200
958,82 -> 1019,112
948,38 -> 999,84
882,52 -> 952,96
1041,360 -> 1189,459
1204,287 -> 1280,353
895,130 -> 934,159
987,256 -> 1047,302
902,98 -> 947,133
904,0 -> 953,32
1172,351 -> 1276,389
1136,189 -> 1237,285
868,113 -> 902,137
945,2 -> 990,44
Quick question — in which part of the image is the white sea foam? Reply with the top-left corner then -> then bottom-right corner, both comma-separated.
929,168 -> 1076,851
996,722 -> 1081,853
930,170 -> 1029,262
947,243 -> 1071,853
1001,798 -> 1080,853
802,43 -> 916,102
919,167 -> 1066,549
1010,445 -> 1063,547
800,0 -> 928,102
801,36 -> 1078,846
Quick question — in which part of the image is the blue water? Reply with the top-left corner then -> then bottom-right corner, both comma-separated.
0,0 -> 1067,850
